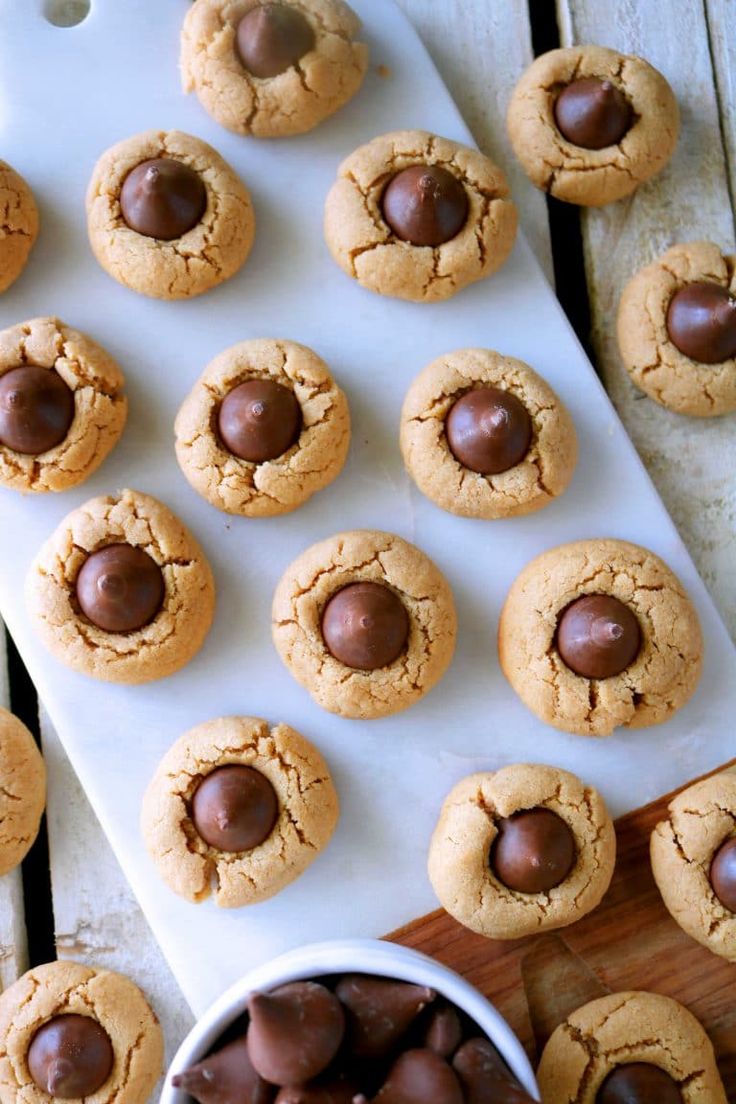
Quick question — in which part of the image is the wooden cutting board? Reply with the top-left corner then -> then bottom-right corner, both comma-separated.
388,762 -> 736,1096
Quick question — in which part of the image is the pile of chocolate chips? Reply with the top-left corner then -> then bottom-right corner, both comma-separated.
172,974 -> 535,1103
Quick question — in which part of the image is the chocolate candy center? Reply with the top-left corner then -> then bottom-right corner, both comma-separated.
247,981 -> 345,1085
445,387 -> 532,475
27,1014 -> 114,1099
666,282 -> 736,364
119,157 -> 207,240
554,77 -> 632,149
191,765 -> 279,852
556,594 -> 641,680
321,582 -> 410,671
218,378 -> 302,463
236,3 -> 315,79
491,807 -> 576,894
75,544 -> 165,633
0,366 -> 74,455
710,836 -> 736,912
597,1062 -> 683,1103
382,165 -> 469,247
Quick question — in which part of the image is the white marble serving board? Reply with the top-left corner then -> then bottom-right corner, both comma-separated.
1,0 -> 734,1016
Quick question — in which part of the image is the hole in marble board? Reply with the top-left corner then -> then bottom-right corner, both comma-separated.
43,0 -> 90,27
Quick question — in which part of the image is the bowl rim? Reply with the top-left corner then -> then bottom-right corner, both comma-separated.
160,937 -> 540,1102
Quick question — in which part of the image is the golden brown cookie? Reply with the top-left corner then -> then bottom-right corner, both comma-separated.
324,130 -> 518,302
272,529 -> 457,719
0,961 -> 163,1104
0,709 -> 45,877
26,489 -> 216,685
537,991 -> 726,1103
86,129 -> 254,300
651,772 -> 736,963
0,161 -> 39,293
498,539 -> 703,737
175,338 -> 350,516
507,45 -> 679,207
0,317 -> 127,494
400,348 -> 577,519
427,764 -> 615,940
181,0 -> 368,138
141,715 -> 339,908
617,241 -> 736,417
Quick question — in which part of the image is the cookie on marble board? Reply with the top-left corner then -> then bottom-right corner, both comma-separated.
0,708 -> 46,877
175,338 -> 350,516
0,960 -> 163,1104
400,348 -> 577,519
498,539 -> 703,737
86,129 -> 254,299
537,991 -> 726,1104
26,489 -> 215,685
0,161 -> 39,293
651,771 -> 736,963
428,764 -> 616,940
141,715 -> 339,908
324,130 -> 518,302
617,240 -> 736,417
0,316 -> 127,494
272,529 -> 457,719
507,45 -> 679,206
181,0 -> 369,138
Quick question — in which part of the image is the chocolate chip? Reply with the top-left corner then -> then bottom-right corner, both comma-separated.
422,1004 -> 463,1060
453,1038 -> 535,1104
27,1014 -> 114,1099
556,594 -> 641,680
75,544 -> 165,634
275,1071 -> 356,1104
335,975 -> 436,1059
490,808 -> 576,894
666,282 -> 736,364
597,1062 -> 683,1103
445,387 -> 532,475
0,366 -> 74,455
191,765 -> 279,852
120,157 -> 207,240
172,1034 -> 274,1104
368,1049 -> 463,1104
236,3 -> 315,79
218,379 -> 302,463
247,982 -> 345,1086
710,837 -> 736,912
382,166 -> 468,247
554,78 -> 632,149
321,582 -> 409,671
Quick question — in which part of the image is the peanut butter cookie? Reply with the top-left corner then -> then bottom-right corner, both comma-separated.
324,130 -> 518,302
26,489 -> 215,685
0,161 -> 39,293
498,539 -> 702,737
0,708 -> 45,877
175,338 -> 350,516
400,348 -> 577,519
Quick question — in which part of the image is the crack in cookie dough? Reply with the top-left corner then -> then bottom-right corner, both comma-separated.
176,338 -> 350,516
498,539 -> 702,737
427,764 -> 615,940
0,961 -> 163,1104
26,489 -> 215,684
507,45 -> 679,207
86,130 -> 254,300
400,348 -> 577,519
324,130 -> 518,303
272,529 -> 457,718
0,709 -> 45,877
141,716 -> 339,908
617,240 -> 736,417
0,162 -> 38,294
181,0 -> 368,138
537,991 -> 726,1103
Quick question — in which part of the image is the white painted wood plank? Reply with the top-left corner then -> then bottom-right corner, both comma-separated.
706,0 -> 736,217
557,1 -> 736,638
0,628 -> 28,990
395,0 -> 554,284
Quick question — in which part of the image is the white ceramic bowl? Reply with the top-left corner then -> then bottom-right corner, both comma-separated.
162,938 -> 540,1102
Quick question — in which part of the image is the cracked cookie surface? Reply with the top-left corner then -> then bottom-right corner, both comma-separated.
498,539 -> 703,737
272,529 -> 457,719
0,317 -> 127,494
0,708 -> 45,877
181,0 -> 368,138
651,772 -> 736,963
537,991 -> 726,1104
141,715 -> 339,908
0,161 -> 38,294
427,764 -> 615,940
324,130 -> 518,302
400,348 -> 577,518
617,241 -> 736,417
86,130 -> 254,300
26,489 -> 215,685
0,960 -> 163,1104
507,45 -> 679,207
175,338 -> 350,516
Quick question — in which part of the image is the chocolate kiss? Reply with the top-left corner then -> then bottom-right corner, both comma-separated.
366,1049 -> 463,1104
421,1003 -> 463,1059
171,1035 -> 274,1104
335,976 -> 436,1059
453,1038 -> 535,1103
247,982 -> 345,1086
276,1071 -> 356,1103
